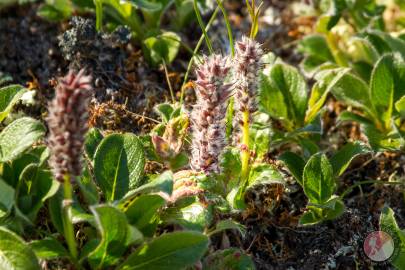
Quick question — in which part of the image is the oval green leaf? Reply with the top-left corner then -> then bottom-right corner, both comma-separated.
94,133 -> 145,201
0,227 -> 40,270
0,117 -> 45,162
117,231 -> 209,270
303,153 -> 335,204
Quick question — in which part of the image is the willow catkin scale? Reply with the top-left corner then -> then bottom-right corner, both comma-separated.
47,69 -> 92,182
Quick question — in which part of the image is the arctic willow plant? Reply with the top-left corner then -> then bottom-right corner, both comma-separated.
191,55 -> 232,174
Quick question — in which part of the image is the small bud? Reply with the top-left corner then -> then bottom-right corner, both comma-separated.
152,135 -> 172,159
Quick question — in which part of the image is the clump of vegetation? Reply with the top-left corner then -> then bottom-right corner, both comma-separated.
0,0 -> 404,269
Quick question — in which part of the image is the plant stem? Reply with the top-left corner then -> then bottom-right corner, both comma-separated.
94,0 -> 103,31
216,0 -> 234,57
180,5 -> 221,104
240,110 -> 250,185
163,60 -> 176,103
326,32 -> 348,67
62,175 -> 78,262
340,180 -> 405,199
193,0 -> 214,54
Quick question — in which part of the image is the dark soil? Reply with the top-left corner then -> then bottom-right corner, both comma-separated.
0,4 -> 65,88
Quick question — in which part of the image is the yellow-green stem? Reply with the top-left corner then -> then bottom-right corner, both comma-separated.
240,110 -> 250,184
62,175 -> 78,262
326,32 -> 348,67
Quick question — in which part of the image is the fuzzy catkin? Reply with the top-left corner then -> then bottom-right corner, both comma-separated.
191,55 -> 233,174
233,36 -> 264,143
47,69 -> 92,182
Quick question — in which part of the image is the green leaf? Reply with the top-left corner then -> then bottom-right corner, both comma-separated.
126,225 -> 144,246
144,32 -> 181,65
396,96 -> 405,115
330,141 -> 371,176
17,165 -> 60,221
0,178 -> 14,217
278,152 -> 305,185
298,138 -> 319,159
303,153 -> 335,204
178,202 -> 213,231
338,111 -> 373,126
94,133 -> 145,201
363,124 -> 404,151
248,164 -> 284,188
364,31 -> 405,58
348,37 -> 380,65
124,194 -> 165,236
330,73 -> 374,116
0,84 -> 27,122
154,103 -> 173,123
84,128 -> 103,160
77,165 -> 100,205
129,0 -> 162,12
301,196 -> 345,225
118,171 -> 173,204
305,68 -> 349,123
29,237 -> 69,259
379,206 -> 405,269
299,209 -> 322,226
370,55 -> 395,130
321,196 -> 345,220
37,3 -> 72,21
250,114 -> 271,158
0,117 -> 45,162
117,231 -> 209,270
0,227 -> 40,270
88,205 -> 129,269
208,219 -> 246,237
316,0 -> 346,32
48,190 -> 64,234
202,248 -> 255,270
169,152 -> 188,171
220,147 -> 241,189
298,35 -> 334,63
259,63 -> 308,128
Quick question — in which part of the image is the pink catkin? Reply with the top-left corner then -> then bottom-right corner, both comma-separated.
191,55 -> 233,174
233,36 -> 264,143
47,69 -> 92,182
